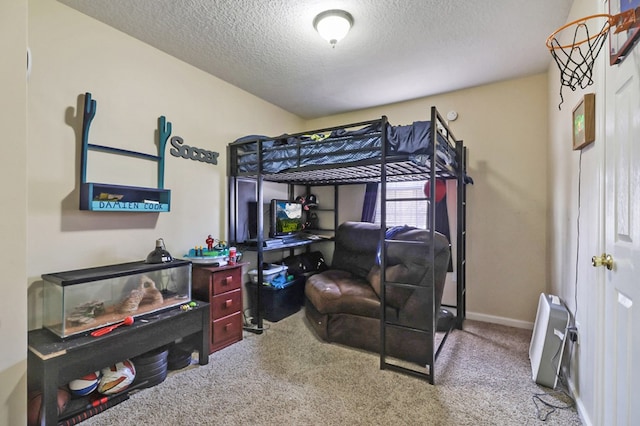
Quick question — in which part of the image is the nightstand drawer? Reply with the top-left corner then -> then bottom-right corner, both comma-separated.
212,268 -> 242,295
192,263 -> 247,354
212,312 -> 242,350
211,288 -> 242,320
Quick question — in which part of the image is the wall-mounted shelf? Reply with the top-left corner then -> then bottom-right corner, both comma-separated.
79,92 -> 172,212
80,182 -> 171,212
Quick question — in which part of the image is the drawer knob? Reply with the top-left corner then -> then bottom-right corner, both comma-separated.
225,299 -> 232,308
223,275 -> 233,285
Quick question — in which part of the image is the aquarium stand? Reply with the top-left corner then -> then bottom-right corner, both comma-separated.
28,302 -> 209,425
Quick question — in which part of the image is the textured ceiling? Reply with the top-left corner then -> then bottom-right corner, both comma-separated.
57,0 -> 573,119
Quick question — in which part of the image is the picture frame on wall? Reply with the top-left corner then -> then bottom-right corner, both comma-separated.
609,0 -> 640,65
573,93 -> 595,151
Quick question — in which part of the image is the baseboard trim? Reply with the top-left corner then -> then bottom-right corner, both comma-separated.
466,311 -> 534,330
562,366 -> 592,426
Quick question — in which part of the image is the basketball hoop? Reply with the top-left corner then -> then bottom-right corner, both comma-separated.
546,14 -> 611,110
547,8 -> 640,110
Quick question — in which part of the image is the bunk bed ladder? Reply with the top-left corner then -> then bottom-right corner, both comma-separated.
379,110 -> 439,384
455,142 -> 468,329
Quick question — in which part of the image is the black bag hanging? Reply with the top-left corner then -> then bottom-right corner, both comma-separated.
282,251 -> 327,276
306,212 -> 319,230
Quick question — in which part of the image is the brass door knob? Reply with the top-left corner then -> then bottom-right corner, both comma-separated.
592,253 -> 614,270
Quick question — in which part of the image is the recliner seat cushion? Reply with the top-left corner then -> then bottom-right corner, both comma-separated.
305,270 -> 380,318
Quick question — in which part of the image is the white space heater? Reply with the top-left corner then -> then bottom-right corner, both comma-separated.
529,293 -> 569,389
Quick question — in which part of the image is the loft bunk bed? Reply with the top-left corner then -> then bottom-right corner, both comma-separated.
227,106 -> 469,383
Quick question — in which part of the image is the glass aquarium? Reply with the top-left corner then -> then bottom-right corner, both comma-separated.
42,259 -> 192,338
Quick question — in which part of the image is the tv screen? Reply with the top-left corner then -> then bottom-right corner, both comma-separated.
270,199 -> 304,238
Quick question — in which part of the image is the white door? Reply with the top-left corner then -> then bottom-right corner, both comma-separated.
603,46 -> 640,424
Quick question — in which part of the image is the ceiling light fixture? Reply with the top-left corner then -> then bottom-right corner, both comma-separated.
313,9 -> 354,48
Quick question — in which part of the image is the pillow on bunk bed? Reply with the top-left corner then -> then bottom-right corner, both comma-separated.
386,121 -> 433,154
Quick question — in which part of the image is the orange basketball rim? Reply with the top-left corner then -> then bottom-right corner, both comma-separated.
546,8 -> 640,51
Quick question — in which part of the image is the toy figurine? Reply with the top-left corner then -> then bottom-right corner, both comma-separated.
213,240 -> 227,251
206,235 -> 214,251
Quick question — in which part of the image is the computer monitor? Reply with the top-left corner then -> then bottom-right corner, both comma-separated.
270,199 -> 304,238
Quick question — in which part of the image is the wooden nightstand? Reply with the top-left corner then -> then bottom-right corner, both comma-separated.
192,263 -> 247,354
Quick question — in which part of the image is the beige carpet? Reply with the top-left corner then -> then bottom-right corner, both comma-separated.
80,310 -> 581,425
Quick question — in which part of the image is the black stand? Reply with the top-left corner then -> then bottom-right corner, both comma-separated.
28,302 -> 209,425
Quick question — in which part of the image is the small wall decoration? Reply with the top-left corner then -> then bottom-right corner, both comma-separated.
572,93 -> 595,151
169,136 -> 219,165
609,0 -> 640,65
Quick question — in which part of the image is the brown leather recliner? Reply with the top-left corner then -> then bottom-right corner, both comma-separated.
305,221 -> 450,365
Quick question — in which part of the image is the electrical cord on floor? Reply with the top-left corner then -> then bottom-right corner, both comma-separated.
532,389 -> 576,421
532,366 -> 576,421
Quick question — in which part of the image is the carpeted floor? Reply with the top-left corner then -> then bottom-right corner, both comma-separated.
80,310 -> 581,425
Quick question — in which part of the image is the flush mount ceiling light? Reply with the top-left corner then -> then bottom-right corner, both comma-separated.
313,9 -> 354,47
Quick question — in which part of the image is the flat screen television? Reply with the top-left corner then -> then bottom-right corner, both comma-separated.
270,199 -> 304,238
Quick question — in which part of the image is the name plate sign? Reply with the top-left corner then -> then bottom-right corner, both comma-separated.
90,201 -> 170,212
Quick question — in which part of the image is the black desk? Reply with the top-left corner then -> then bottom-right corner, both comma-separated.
241,236 -> 333,252
28,302 -> 210,425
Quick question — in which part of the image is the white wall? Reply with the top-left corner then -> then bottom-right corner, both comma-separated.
547,1 -> 606,425
305,74 -> 550,327
0,1 -> 28,424
25,1 -> 303,331
548,0 -> 609,424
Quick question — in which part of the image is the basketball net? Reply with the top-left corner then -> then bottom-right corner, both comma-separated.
547,18 -> 609,110
547,8 -> 640,110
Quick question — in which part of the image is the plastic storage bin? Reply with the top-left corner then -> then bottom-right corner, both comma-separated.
246,276 -> 306,322
247,264 -> 288,284
42,259 -> 192,338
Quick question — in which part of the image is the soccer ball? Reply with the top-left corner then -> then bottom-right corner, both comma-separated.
98,360 -> 136,395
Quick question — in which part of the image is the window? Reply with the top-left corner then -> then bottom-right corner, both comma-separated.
374,181 -> 428,228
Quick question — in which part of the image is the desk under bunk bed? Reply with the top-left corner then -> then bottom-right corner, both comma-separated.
227,106 -> 470,383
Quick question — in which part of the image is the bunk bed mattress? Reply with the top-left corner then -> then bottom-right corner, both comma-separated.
233,121 -> 456,174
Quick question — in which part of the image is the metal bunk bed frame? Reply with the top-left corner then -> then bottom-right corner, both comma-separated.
227,106 -> 468,383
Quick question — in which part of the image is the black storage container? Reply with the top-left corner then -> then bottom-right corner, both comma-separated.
246,277 -> 306,322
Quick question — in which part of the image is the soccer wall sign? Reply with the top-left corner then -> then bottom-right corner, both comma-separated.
169,136 -> 219,165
